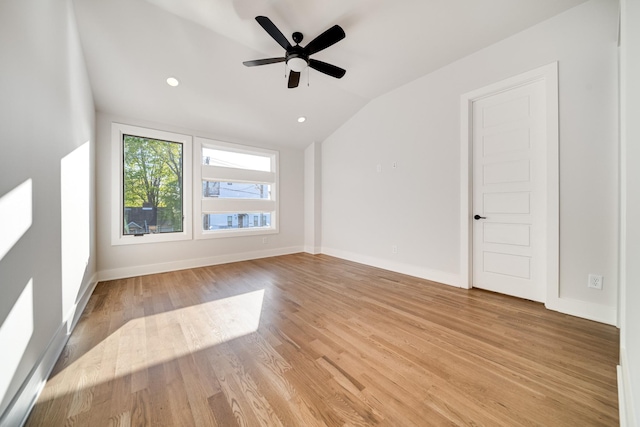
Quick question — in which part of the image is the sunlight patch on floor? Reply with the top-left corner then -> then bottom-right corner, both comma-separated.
44,289 -> 265,399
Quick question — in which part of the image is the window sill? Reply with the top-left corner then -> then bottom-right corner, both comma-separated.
111,230 -> 192,246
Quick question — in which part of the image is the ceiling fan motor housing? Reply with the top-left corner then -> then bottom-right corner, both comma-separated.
286,46 -> 309,72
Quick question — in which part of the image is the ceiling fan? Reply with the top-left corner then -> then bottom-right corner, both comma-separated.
243,16 -> 346,89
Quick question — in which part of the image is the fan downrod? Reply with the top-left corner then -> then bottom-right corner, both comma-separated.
292,32 -> 303,44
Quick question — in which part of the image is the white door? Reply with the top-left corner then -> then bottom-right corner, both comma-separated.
472,80 -> 546,302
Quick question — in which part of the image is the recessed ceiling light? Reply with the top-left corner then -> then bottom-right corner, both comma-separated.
166,77 -> 179,87
297,116 -> 306,123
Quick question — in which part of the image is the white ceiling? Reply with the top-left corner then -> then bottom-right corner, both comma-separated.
73,0 -> 588,149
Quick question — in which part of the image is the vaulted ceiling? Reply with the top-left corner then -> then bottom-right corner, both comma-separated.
73,0 -> 588,148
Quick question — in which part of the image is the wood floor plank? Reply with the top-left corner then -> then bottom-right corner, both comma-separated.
207,391 -> 236,427
25,254 -> 619,426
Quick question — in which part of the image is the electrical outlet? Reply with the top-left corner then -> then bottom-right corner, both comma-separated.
588,274 -> 603,290
392,245 -> 398,254
376,164 -> 382,173
262,237 -> 268,244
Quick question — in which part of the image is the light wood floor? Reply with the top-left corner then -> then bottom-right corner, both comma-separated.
26,254 -> 619,426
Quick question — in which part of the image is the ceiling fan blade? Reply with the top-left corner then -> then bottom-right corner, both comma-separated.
309,59 -> 346,79
243,57 -> 286,67
255,16 -> 292,50
288,71 -> 300,88
304,25 -> 345,56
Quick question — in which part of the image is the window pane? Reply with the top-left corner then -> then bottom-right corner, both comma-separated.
123,135 -> 183,235
202,148 -> 271,172
202,181 -> 270,199
203,213 -> 271,230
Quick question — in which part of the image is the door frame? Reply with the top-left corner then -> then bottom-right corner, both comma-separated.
459,62 -> 559,307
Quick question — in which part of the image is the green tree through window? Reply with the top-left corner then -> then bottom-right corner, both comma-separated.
123,135 -> 183,235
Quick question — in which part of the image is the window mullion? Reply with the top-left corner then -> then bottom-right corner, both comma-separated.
201,165 -> 275,184
202,199 -> 276,213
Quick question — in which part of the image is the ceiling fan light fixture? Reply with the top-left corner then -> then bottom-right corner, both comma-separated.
287,57 -> 307,73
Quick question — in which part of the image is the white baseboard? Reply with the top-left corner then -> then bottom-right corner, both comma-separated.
0,273 -> 99,427
304,246 -> 321,255
545,296 -> 617,326
98,246 -> 305,282
65,273 -> 99,333
321,247 -> 461,288
618,348 -> 637,427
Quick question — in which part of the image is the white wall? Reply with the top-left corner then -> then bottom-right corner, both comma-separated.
0,0 -> 96,424
95,113 -> 305,280
304,142 -> 322,254
620,0 -> 639,423
322,0 -> 619,323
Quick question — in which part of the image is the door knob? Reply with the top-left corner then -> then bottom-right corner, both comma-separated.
474,214 -> 486,220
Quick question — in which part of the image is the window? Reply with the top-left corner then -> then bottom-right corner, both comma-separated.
112,123 -> 192,245
194,137 -> 278,238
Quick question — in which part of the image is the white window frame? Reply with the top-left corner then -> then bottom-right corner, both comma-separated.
194,137 -> 278,239
111,123 -> 193,245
